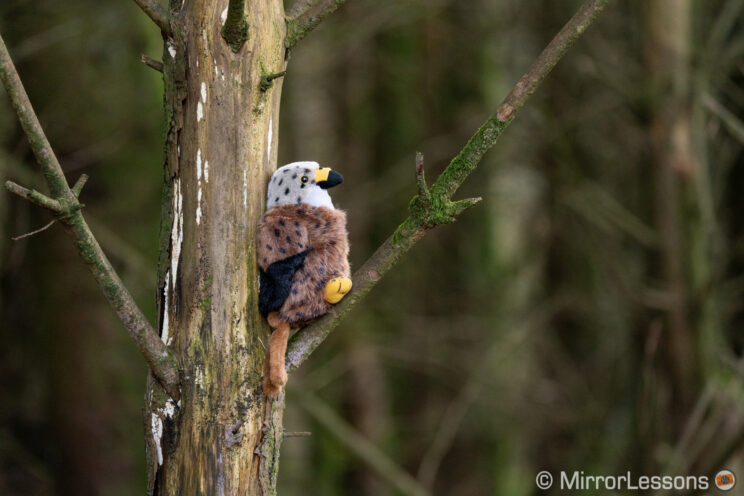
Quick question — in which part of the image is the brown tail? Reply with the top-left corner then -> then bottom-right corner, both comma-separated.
263,312 -> 290,398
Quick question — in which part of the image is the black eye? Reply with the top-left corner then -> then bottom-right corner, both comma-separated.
301,176 -> 308,183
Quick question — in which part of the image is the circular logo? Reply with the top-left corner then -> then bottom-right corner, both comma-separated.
536,471 -> 553,490
715,470 -> 736,491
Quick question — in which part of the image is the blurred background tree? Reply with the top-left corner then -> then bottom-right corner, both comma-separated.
1,0 -> 742,495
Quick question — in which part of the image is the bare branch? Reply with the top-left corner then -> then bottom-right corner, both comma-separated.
286,0 -> 611,371
285,0 -> 347,50
5,180 -> 63,212
131,0 -> 172,36
283,431 -> 312,438
11,219 -> 56,241
293,388 -> 430,496
71,173 -> 88,197
414,151 -> 428,199
703,92 -> 744,144
141,54 -> 164,73
430,0 -> 612,200
260,70 -> 287,92
0,32 -> 181,400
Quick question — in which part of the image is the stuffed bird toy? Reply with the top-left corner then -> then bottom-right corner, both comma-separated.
257,161 -> 352,397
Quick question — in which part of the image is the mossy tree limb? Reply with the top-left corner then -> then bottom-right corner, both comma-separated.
286,0 -> 611,371
285,0 -> 347,50
5,180 -> 64,212
221,0 -> 249,52
0,32 -> 182,401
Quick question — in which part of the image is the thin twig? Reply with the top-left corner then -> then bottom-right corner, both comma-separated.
701,418 -> 744,482
285,0 -> 348,50
11,219 -> 56,241
416,305 -> 555,489
260,71 -> 286,92
414,152 -> 429,200
285,0 -> 611,372
131,0 -> 172,36
703,92 -> 744,144
292,388 -> 429,496
283,431 -> 312,438
663,383 -> 717,476
141,54 -> 164,73
0,31 -> 181,400
71,173 -> 88,197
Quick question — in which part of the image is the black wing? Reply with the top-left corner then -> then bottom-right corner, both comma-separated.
258,250 -> 308,315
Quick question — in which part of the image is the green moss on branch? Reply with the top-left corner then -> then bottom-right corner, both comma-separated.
221,0 -> 249,53
0,29 -> 182,401
286,0 -> 611,372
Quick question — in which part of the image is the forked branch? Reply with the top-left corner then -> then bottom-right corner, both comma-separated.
0,32 -> 181,401
285,0 -> 611,371
141,54 -> 164,73
285,0 -> 348,50
131,0 -> 172,36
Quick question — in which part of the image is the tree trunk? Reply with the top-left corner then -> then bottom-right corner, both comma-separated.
144,1 -> 287,494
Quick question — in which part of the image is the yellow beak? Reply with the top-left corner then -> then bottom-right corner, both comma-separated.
315,167 -> 332,183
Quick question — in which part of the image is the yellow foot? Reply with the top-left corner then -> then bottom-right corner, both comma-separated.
324,277 -> 352,304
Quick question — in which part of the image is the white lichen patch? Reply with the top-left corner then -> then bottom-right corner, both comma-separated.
200,82 -> 207,103
170,179 -> 183,289
236,320 -> 247,347
161,271 -> 170,345
196,187 -> 202,225
267,116 -> 273,158
195,365 -> 205,388
243,170 -> 247,210
204,161 -> 209,183
196,149 -> 203,180
196,149 -> 204,225
214,60 -> 219,78
221,7 -> 228,24
162,398 -> 177,419
151,413 -> 164,465
197,101 -> 204,122
149,397 -> 178,468
217,453 -> 226,496
167,40 -> 176,58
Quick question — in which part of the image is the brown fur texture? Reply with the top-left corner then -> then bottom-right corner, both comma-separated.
257,204 -> 350,327
263,312 -> 290,396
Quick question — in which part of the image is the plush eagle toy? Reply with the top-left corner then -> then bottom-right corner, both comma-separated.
258,161 -> 352,397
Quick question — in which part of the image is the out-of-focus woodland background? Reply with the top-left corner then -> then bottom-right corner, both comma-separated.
1,0 -> 743,494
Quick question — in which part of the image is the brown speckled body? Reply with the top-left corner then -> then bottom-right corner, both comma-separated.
257,204 -> 350,327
